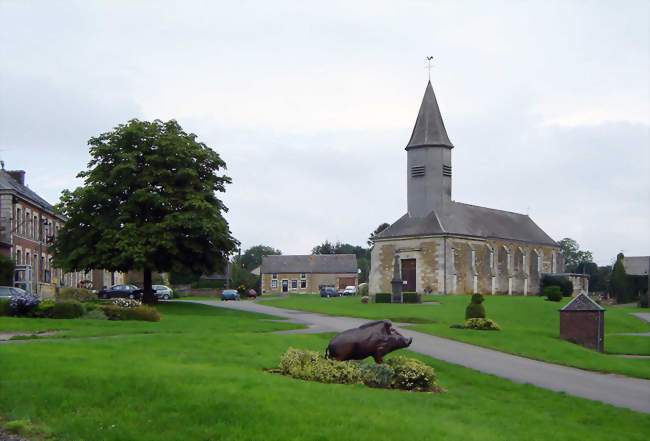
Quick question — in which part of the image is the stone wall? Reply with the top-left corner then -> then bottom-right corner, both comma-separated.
370,235 -> 560,296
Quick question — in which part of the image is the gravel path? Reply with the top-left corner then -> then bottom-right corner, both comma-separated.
182,299 -> 650,414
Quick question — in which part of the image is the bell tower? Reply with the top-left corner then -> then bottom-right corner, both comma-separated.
406,80 -> 453,218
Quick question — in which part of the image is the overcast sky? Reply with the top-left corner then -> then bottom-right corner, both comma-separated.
1,0 -> 648,265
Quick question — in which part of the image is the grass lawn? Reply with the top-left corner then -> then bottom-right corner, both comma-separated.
262,294 -> 650,379
0,302 -> 648,440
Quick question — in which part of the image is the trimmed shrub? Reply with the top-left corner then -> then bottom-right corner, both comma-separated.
544,286 -> 562,302
360,363 -> 394,389
81,309 -> 108,320
465,294 -> 486,319
358,284 -> 369,297
32,299 -> 56,318
385,356 -> 441,392
101,304 -> 161,322
9,293 -> 40,316
464,318 -> 501,331
360,296 -> 369,304
403,292 -> 422,304
51,300 -> 85,319
471,293 -> 484,304
279,348 -> 361,384
541,275 -> 573,297
57,287 -> 97,302
375,293 -> 392,303
0,298 -> 10,316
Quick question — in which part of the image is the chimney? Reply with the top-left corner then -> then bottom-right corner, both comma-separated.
7,170 -> 26,186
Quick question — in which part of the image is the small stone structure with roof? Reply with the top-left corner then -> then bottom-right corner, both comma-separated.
559,293 -> 605,352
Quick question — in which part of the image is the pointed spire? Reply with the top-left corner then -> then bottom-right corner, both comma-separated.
405,81 -> 453,150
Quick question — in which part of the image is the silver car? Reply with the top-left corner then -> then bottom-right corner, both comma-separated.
0,286 -> 27,299
153,285 -> 173,300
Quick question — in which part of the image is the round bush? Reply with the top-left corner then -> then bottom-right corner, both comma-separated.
360,296 -> 369,304
360,363 -> 394,389
544,286 -> 562,302
464,318 -> 501,331
32,299 -> 56,318
465,302 -> 486,319
385,357 -> 441,392
470,293 -> 484,304
9,293 -> 40,316
52,300 -> 85,319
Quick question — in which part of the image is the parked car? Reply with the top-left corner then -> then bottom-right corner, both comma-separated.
320,287 -> 340,298
342,286 -> 357,296
0,286 -> 27,299
98,284 -> 145,300
153,285 -> 173,300
221,289 -> 240,301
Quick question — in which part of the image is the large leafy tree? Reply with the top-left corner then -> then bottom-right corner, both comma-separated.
558,238 -> 593,272
52,119 -> 238,304
610,253 -> 630,303
368,222 -> 390,246
235,245 -> 281,270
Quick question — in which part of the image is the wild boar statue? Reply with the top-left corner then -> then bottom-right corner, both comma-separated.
325,320 -> 412,364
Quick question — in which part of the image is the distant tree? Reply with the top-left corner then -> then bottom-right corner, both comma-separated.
368,222 -> 390,247
311,241 -> 370,282
230,262 -> 259,292
610,253 -> 630,303
236,245 -> 281,270
0,255 -> 14,285
52,119 -> 238,304
558,238 -> 593,272
311,240 -> 337,255
575,262 -> 611,293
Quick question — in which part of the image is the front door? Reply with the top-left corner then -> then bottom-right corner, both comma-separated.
401,259 -> 416,292
281,280 -> 289,293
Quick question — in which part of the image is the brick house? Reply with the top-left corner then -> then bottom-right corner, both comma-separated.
0,167 -> 122,295
260,255 -> 358,294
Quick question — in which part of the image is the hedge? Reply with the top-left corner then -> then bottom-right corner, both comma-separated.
402,292 -> 422,303
375,293 -> 392,303
544,285 -> 563,302
101,304 -> 161,322
52,300 -> 85,319
541,275 -> 573,297
57,287 -> 97,302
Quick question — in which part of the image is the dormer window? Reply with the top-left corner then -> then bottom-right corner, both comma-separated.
411,165 -> 425,177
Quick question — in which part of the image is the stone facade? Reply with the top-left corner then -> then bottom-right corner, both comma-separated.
261,272 -> 357,294
370,235 -> 560,295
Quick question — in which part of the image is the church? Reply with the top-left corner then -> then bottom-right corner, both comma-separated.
369,81 -> 562,296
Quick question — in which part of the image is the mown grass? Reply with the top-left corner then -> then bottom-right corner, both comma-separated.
1,302 -> 648,440
263,294 -> 650,379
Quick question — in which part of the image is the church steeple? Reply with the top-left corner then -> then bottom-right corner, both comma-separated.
405,80 -> 453,150
406,80 -> 453,218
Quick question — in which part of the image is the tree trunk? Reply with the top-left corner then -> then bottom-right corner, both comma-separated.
142,268 -> 156,305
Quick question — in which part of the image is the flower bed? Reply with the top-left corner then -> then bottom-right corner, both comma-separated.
275,348 -> 444,393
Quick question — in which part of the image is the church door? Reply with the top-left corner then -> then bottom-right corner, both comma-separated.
401,259 -> 416,292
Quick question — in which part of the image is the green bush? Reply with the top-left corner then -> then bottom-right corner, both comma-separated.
101,304 -> 161,322
279,348 -> 361,384
0,254 -> 15,285
375,293 -> 392,303
465,302 -> 486,319
51,300 -> 85,319
471,293 -> 484,304
464,318 -> 501,331
360,296 -> 369,304
358,284 -> 369,297
81,309 -> 108,320
57,287 -> 97,302
541,275 -> 573,297
0,298 -> 10,316
544,286 -> 563,302
360,363 -> 394,389
402,292 -> 422,304
385,356 -> 441,392
31,299 -> 56,318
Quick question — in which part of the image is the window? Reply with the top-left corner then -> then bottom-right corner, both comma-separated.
300,273 -> 306,279
271,279 -> 278,289
300,279 -> 307,289
489,249 -> 494,269
272,273 -> 278,279
33,215 -> 38,239
411,165 -> 425,177
16,208 -> 22,234
291,280 -> 298,289
16,250 -> 21,265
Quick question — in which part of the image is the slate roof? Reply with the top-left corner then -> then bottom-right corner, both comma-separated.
377,202 -> 557,246
405,80 -> 453,150
0,170 -> 58,214
261,254 -> 358,274
560,293 -> 604,311
623,256 -> 650,276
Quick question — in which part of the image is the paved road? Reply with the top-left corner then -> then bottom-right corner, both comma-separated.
184,299 -> 650,414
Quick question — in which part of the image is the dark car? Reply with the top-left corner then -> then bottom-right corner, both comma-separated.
221,289 -> 240,301
320,287 -> 340,298
98,284 -> 145,300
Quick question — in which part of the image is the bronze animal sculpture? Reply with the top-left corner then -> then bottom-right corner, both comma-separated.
325,320 -> 412,364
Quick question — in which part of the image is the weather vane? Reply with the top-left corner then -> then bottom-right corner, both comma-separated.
426,56 -> 434,80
